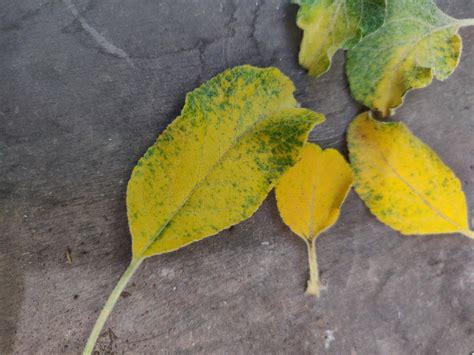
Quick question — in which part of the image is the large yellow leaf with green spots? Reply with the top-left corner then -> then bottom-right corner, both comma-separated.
127,65 -> 325,258
84,65 -> 325,354
346,0 -> 474,117
275,143 -> 353,296
293,0 -> 385,77
347,112 -> 473,239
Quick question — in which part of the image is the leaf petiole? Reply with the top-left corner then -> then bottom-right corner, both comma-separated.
83,257 -> 143,355
458,18 -> 474,27
304,238 -> 322,297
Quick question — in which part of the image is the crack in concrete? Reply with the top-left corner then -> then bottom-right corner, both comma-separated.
62,0 -> 134,67
249,0 -> 265,62
126,0 -> 238,62
226,0 -> 238,38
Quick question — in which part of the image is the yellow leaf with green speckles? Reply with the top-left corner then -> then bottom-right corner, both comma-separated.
275,143 -> 353,297
346,0 -> 474,117
127,66 -> 325,258
84,65 -> 325,354
347,112 -> 473,239
293,0 -> 385,77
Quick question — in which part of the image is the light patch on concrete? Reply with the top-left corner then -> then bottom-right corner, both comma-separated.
324,330 -> 335,349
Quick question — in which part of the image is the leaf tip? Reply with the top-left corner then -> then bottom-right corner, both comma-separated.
461,230 -> 474,239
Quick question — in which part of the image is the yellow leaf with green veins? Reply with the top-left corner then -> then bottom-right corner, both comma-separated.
293,0 -> 385,77
275,143 -> 353,297
346,0 -> 474,117
84,65 -> 325,354
347,112 -> 473,238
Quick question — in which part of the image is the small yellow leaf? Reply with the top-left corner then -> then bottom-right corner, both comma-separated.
347,112 -> 473,239
276,143 -> 353,296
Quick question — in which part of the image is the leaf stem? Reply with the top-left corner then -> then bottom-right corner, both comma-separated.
83,258 -> 143,355
458,18 -> 474,27
305,238 -> 321,297
461,230 -> 474,239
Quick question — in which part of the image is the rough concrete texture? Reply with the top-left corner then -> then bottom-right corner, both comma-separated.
1,0 -> 474,353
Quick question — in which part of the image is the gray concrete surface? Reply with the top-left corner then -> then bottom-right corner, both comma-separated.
1,0 -> 474,353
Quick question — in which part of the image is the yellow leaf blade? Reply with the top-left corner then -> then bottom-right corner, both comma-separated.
127,65 -> 325,259
141,109 -> 324,257
348,112 -> 471,237
276,143 -> 353,240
